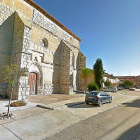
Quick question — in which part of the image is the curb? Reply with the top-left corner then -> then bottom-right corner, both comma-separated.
66,102 -> 85,107
36,104 -> 54,110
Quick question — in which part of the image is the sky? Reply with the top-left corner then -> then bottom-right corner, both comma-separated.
34,0 -> 140,76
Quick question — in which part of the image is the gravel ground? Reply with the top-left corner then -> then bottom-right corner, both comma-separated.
28,94 -> 84,105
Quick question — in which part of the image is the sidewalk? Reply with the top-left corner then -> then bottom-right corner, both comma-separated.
0,94 -> 84,114
0,100 -> 37,114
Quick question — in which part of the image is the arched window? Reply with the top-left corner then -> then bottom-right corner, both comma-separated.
41,38 -> 48,48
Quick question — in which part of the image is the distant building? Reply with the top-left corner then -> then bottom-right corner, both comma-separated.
117,76 -> 140,88
117,76 -> 135,83
135,76 -> 140,87
103,73 -> 119,87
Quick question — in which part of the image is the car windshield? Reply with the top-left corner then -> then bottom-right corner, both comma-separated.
89,92 -> 99,96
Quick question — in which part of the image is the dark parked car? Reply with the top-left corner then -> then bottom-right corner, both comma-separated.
85,91 -> 112,107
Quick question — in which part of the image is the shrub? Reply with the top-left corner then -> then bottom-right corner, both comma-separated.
104,79 -> 112,87
88,82 -> 99,91
10,101 -> 26,107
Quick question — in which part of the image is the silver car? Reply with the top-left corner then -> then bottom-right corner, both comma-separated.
85,91 -> 112,107
102,87 -> 117,92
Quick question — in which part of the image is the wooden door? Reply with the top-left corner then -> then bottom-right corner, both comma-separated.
28,73 -> 37,95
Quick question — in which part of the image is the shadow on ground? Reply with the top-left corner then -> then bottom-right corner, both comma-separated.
117,123 -> 140,140
74,91 -> 85,94
123,99 -> 140,108
65,101 -> 97,108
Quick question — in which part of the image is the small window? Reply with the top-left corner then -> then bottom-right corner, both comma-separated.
41,38 -> 48,48
139,78 -> 140,82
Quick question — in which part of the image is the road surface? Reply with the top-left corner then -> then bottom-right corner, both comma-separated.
46,97 -> 140,140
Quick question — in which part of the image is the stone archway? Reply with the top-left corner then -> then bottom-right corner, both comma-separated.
28,72 -> 37,95
28,63 -> 43,95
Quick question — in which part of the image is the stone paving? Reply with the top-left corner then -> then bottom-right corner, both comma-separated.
0,91 -> 139,140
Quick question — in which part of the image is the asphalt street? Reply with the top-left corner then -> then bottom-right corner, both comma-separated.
46,97 -> 140,140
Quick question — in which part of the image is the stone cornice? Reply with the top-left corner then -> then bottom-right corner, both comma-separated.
24,0 -> 81,42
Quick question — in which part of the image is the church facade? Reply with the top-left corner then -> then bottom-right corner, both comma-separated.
0,0 -> 86,100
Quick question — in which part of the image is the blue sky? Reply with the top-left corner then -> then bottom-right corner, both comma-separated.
34,0 -> 140,76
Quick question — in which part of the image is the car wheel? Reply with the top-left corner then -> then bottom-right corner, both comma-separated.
98,100 -> 102,107
109,98 -> 112,103
86,101 -> 89,105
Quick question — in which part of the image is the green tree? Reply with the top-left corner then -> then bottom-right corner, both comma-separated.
124,80 -> 134,87
88,82 -> 99,91
104,79 -> 112,87
119,82 -> 125,87
3,64 -> 28,116
80,68 -> 92,94
93,58 -> 104,89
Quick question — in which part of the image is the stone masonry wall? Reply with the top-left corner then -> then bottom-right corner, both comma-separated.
77,51 -> 86,91
0,0 -> 86,98
32,8 -> 80,48
60,43 -> 70,94
0,4 -> 14,96
69,50 -> 74,94
10,12 -> 28,100
17,25 -> 31,101
0,3 -> 14,25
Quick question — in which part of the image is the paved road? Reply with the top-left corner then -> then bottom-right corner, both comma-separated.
0,90 -> 139,140
46,97 -> 140,140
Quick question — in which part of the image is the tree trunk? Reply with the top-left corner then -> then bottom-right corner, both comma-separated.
85,79 -> 87,94
7,87 -> 13,116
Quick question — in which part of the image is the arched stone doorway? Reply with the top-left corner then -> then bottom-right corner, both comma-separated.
28,63 -> 43,95
28,72 -> 37,95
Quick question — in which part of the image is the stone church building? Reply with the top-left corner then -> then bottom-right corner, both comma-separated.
0,0 -> 86,100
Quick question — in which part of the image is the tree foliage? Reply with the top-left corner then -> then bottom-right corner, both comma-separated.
2,64 -> 28,116
119,80 -> 134,87
124,80 -> 134,87
104,79 -> 112,87
80,68 -> 92,94
3,64 -> 28,88
112,83 -> 118,87
88,82 -> 99,91
93,58 -> 104,89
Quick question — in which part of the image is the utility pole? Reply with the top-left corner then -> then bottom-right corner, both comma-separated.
128,69 -> 131,76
